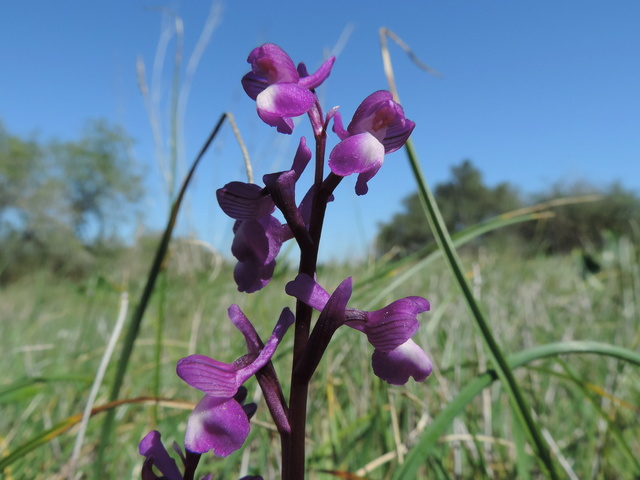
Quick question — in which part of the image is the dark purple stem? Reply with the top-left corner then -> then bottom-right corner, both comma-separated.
182,451 -> 201,480
283,104 -> 343,479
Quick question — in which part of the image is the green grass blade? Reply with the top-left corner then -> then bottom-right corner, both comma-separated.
392,341 -> 640,479
401,137 -> 559,478
353,211 -> 551,303
0,415 -> 84,471
0,376 -> 92,404
511,409 -> 532,480
94,113 -> 227,473
556,358 -> 640,472
0,396 -> 192,471
354,209 -> 552,308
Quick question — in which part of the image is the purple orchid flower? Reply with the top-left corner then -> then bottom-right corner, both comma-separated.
285,273 -> 432,385
176,306 -> 294,456
229,215 -> 287,293
242,43 -> 335,134
217,138 -> 312,293
329,90 -> 415,195
139,430 -> 212,480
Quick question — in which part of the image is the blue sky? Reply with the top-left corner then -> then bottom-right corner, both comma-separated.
2,1 -> 639,260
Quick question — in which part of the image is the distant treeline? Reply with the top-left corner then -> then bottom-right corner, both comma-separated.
0,120 -> 142,283
376,160 -> 640,257
3,118 -> 638,283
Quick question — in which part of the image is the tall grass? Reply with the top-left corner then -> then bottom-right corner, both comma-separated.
2,238 -> 639,478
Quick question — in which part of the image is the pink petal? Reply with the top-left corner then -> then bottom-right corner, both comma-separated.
256,83 -> 316,132
371,339 -> 432,385
176,354 -> 239,398
328,132 -> 385,177
360,297 -> 429,351
216,182 -> 274,220
247,44 -> 299,84
297,56 -> 336,90
184,395 -> 250,456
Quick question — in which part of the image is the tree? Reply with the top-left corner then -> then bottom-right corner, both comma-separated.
0,119 -> 144,282
50,119 -> 143,241
435,160 -> 521,232
376,159 -> 640,258
517,180 -> 640,253
0,121 -> 43,230
376,160 -> 522,256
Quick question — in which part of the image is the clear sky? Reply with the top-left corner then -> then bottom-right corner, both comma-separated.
2,1 -> 639,260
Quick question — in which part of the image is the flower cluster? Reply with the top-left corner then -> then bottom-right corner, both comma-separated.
140,43 -> 430,480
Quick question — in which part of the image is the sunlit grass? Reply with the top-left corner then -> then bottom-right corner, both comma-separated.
2,238 -> 638,479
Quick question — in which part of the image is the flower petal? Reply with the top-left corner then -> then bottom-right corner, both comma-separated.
247,43 -> 299,84
184,395 -> 250,457
231,216 -> 284,293
285,273 -> 331,311
371,339 -> 432,385
176,354 -> 239,398
216,182 -> 275,220
348,296 -> 429,351
235,307 -> 294,385
297,56 -> 336,90
257,113 -> 295,135
380,114 -> 415,154
241,44 -> 298,100
256,84 -> 316,133
328,132 -> 385,177
241,71 -> 269,101
354,164 -> 383,196
329,132 -> 385,195
256,84 -> 316,117
347,91 -> 394,135
347,90 -> 415,153
139,430 -> 183,480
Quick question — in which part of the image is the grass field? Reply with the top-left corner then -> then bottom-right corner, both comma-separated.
2,235 -> 639,479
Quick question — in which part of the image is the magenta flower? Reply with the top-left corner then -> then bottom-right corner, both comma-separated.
242,43 -> 335,134
285,274 -> 431,384
139,430 -> 212,480
176,306 -> 294,456
329,90 -> 415,195
229,215 -> 287,293
217,138 -> 312,292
